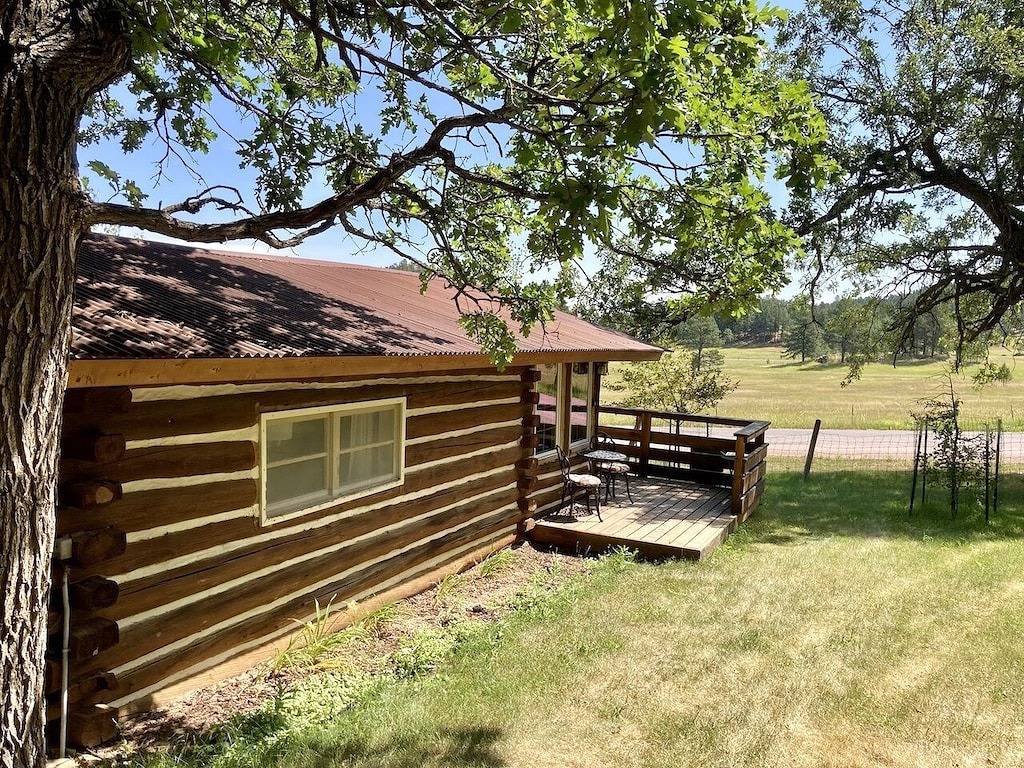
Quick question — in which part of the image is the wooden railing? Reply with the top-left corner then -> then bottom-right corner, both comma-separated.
597,406 -> 770,522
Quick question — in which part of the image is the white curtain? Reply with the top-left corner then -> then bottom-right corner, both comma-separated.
339,408 -> 395,489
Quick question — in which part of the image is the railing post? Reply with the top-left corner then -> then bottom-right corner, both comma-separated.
731,433 -> 748,516
639,411 -> 652,478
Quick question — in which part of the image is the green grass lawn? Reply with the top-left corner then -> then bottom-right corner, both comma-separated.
128,471 -> 1024,768
603,346 -> 1024,430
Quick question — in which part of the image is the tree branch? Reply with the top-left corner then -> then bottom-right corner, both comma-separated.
87,108 -> 511,247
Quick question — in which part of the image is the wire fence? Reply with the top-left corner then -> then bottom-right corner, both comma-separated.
642,419 -> 1024,473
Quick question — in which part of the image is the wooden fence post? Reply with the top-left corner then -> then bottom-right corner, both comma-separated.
803,419 -> 821,479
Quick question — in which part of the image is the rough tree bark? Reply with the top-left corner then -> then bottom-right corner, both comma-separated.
0,5 -> 129,765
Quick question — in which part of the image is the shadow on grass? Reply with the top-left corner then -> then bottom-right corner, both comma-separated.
123,703 -> 507,768
301,726 -> 507,768
743,470 -> 1024,546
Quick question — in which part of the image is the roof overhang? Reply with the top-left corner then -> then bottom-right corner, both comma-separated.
67,348 -> 664,389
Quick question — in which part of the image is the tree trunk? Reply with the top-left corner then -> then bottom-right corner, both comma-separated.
0,78 -> 86,768
1,11 -> 129,762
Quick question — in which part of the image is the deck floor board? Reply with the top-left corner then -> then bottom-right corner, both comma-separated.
529,477 -> 737,560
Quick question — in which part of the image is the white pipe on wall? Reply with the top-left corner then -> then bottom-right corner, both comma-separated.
59,567 -> 71,758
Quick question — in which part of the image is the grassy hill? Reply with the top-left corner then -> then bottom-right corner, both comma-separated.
605,346 -> 1024,430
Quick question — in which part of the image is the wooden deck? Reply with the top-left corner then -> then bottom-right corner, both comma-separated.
529,477 -> 738,560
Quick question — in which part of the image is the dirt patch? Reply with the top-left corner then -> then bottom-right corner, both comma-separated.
99,541 -> 585,758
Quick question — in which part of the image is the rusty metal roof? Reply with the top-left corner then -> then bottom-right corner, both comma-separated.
71,235 -> 661,361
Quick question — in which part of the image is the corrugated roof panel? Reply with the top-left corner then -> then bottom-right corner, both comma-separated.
70,235 -> 661,361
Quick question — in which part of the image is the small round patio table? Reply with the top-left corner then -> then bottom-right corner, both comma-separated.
583,449 -> 628,464
583,449 -> 629,501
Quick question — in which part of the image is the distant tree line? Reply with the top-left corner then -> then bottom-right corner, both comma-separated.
668,294 -> 1012,372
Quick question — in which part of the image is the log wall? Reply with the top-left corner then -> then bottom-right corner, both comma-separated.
49,367 -> 542,746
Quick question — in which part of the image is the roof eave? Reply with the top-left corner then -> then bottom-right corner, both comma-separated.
67,348 -> 664,389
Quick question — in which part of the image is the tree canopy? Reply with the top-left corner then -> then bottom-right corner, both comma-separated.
779,0 -> 1024,361
79,0 -> 829,363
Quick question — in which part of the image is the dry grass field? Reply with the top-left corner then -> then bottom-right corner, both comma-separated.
125,471 -> 1024,768
603,346 -> 1024,430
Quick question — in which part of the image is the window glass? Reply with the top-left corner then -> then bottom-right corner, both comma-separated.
267,416 -> 327,462
265,457 -> 329,508
265,416 -> 330,511
535,364 -> 559,454
569,362 -> 592,445
338,407 -> 397,491
263,400 -> 404,520
340,443 -> 396,490
340,408 -> 394,449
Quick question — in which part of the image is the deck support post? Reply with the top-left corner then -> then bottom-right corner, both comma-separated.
638,412 -> 652,477
730,434 -> 748,517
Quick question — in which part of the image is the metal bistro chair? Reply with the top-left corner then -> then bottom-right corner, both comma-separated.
556,445 -> 602,521
591,431 -> 633,503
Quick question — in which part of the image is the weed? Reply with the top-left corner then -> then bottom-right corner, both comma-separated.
272,597 -> 367,671
477,549 -> 516,578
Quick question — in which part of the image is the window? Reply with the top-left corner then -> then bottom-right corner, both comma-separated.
260,398 -> 405,522
535,364 -> 559,455
568,362 -> 593,446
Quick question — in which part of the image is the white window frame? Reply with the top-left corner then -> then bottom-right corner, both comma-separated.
259,397 -> 407,525
567,362 -> 595,450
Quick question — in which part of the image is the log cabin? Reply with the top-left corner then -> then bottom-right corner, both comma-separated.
50,234 -> 664,749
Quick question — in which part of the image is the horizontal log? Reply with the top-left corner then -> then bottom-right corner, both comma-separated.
63,380 -> 525,441
61,480 -> 122,508
94,464 -> 520,622
520,435 -> 539,450
65,528 -> 127,567
622,445 -> 734,472
73,446 -> 520,591
522,390 -> 541,405
65,617 -> 119,661
70,576 -> 120,611
517,477 -> 537,492
255,380 -> 524,415
66,704 -> 117,748
406,402 -> 527,440
82,490 -> 519,680
522,414 -> 540,430
61,432 -> 126,464
93,512 -> 518,706
60,441 -> 257,485
46,671 -> 119,706
614,443 -> 734,471
517,498 -> 537,515
518,517 -> 537,534
404,424 -> 521,467
64,397 -> 256,442
63,388 -> 131,414
599,425 -> 735,453
646,431 -> 735,452
521,368 -> 542,383
57,479 -> 258,536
